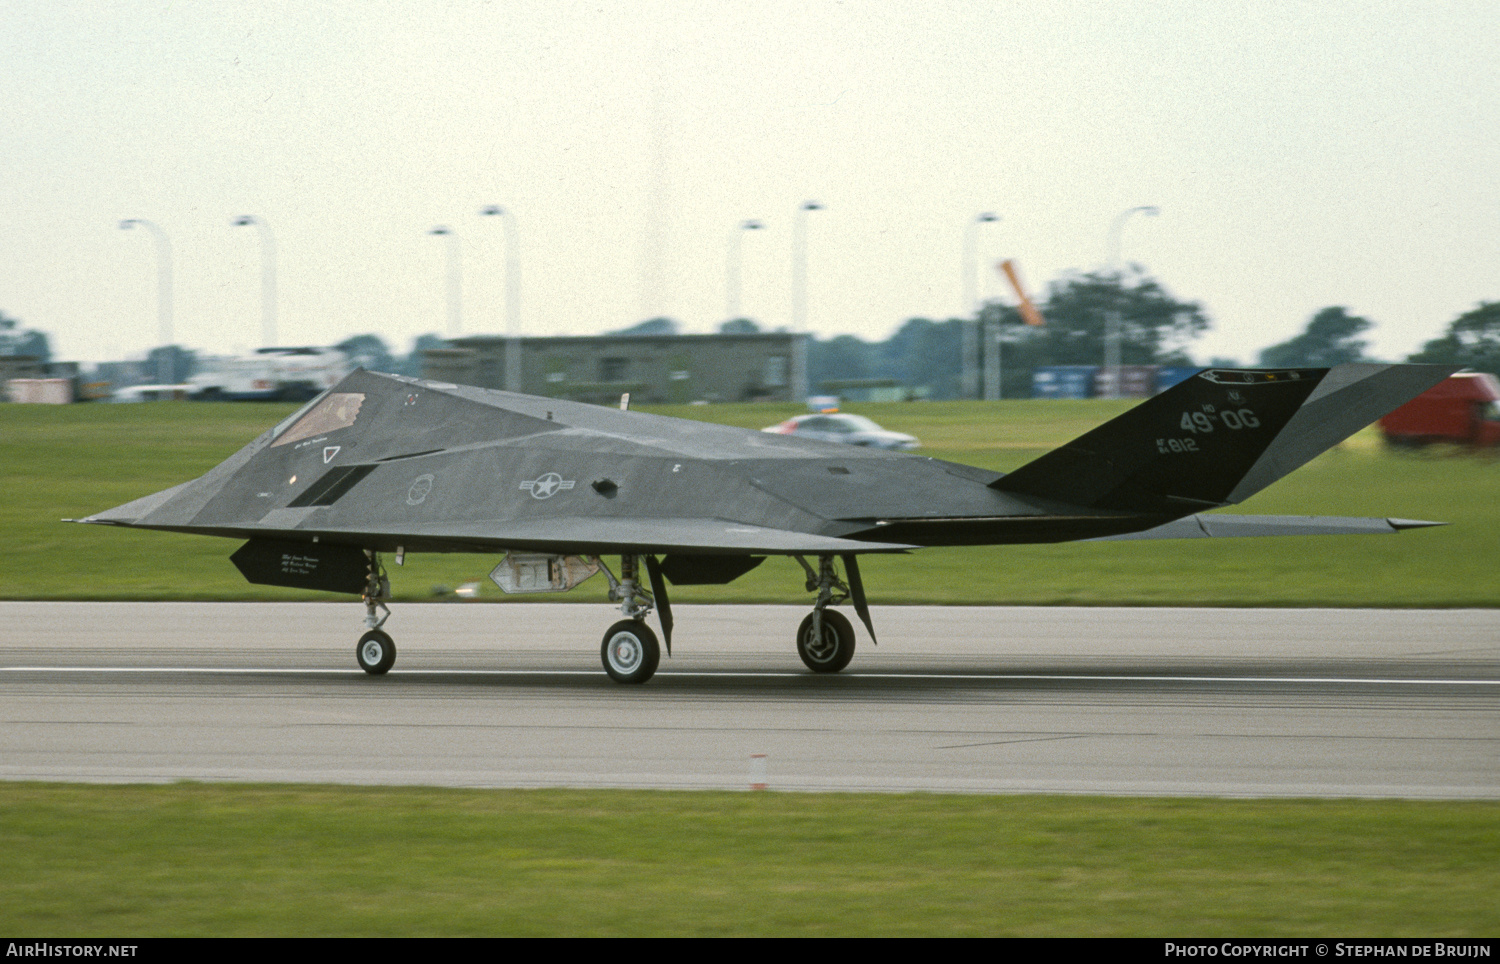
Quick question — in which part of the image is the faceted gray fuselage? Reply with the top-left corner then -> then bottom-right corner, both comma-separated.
82,363 -> 1456,558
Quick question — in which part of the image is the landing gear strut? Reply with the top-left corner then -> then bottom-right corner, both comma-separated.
792,554 -> 875,674
356,550 -> 395,675
346,548 -> 879,683
597,553 -> 667,683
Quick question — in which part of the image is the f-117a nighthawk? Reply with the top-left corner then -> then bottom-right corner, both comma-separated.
75,363 -> 1454,683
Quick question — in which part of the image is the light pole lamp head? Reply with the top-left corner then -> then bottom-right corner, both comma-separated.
977,211 -> 1000,224
801,201 -> 823,212
429,226 -> 453,236
1108,205 -> 1161,270
119,219 -> 137,230
742,219 -> 764,231
233,215 -> 257,227
479,206 -> 504,217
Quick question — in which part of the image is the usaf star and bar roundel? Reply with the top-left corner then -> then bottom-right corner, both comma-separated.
520,472 -> 576,500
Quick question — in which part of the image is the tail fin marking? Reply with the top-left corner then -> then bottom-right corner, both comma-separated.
992,364 -> 1456,515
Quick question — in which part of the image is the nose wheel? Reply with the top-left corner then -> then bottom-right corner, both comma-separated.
601,619 -> 661,684
356,629 -> 396,675
797,609 -> 855,673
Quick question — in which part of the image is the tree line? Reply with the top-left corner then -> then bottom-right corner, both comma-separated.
793,276 -> 1499,400
801,268 -> 1211,399
5,274 -> 1497,397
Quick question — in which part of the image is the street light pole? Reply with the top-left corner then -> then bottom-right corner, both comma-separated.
790,201 -> 823,402
118,219 -> 174,383
479,206 -> 521,392
725,219 -> 764,323
961,212 -> 1000,399
232,216 -> 278,348
1102,205 -> 1159,399
428,226 -> 462,339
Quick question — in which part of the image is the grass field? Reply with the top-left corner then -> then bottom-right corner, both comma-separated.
2,397 -> 1494,605
2,783 -> 1495,937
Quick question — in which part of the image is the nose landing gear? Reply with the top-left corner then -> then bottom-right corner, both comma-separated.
355,550 -> 394,676
357,628 -> 396,675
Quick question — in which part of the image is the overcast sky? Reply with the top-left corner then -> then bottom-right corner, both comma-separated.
4,1 -> 1497,367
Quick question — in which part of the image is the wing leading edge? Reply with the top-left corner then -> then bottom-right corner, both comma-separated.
74,513 -> 917,556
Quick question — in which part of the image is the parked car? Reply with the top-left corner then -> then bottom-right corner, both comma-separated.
762,412 -> 919,450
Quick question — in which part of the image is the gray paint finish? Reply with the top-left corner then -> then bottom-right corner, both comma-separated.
77,363 -> 1455,560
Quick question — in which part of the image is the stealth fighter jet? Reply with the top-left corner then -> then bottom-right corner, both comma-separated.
75,363 -> 1454,683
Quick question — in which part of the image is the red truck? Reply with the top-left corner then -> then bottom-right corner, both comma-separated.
1379,371 -> 1500,448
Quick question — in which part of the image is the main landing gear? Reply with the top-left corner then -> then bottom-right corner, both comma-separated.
601,619 -> 660,684
791,554 -> 872,674
797,610 -> 855,673
597,554 -> 665,684
346,549 -> 877,685
591,553 -> 875,684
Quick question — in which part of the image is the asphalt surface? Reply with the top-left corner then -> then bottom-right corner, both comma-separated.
1,602 -> 1495,798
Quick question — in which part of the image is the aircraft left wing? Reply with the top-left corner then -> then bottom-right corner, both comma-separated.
72,513 -> 917,556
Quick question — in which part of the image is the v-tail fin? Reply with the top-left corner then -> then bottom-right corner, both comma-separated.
991,364 -> 1456,515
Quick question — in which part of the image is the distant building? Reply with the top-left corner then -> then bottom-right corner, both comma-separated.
0,355 -> 48,385
90,359 -> 150,391
423,333 -> 807,404
2,357 -> 83,402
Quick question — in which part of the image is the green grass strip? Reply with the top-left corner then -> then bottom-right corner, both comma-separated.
1,783 -> 1495,936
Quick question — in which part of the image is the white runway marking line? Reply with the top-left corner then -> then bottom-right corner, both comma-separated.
2,667 -> 1496,686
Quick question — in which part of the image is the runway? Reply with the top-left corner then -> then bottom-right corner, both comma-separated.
1,602 -> 1495,798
